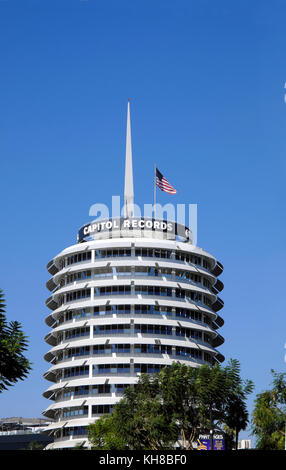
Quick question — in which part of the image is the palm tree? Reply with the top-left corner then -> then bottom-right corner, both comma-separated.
0,289 -> 32,393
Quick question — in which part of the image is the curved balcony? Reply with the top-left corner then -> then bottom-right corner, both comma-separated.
212,278 -> 224,294
46,295 -> 58,311
47,259 -> 59,276
211,261 -> 224,277
46,277 -> 57,292
211,296 -> 224,312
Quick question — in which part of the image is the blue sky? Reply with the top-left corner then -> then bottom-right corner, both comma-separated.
0,0 -> 285,442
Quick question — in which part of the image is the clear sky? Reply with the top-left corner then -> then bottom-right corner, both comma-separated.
0,0 -> 285,443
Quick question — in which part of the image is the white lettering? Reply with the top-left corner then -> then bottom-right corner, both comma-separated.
99,455 -> 134,467
131,219 -> 138,228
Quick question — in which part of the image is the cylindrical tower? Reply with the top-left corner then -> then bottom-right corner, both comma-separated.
43,219 -> 224,449
42,102 -> 224,449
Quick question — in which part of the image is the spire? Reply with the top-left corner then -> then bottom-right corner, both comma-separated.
123,99 -> 134,218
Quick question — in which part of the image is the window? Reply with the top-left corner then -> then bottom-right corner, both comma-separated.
134,364 -> 164,374
63,406 -> 88,418
117,267 -> 132,276
65,327 -> 90,340
134,324 -> 172,336
114,384 -> 130,394
66,289 -> 90,303
175,289 -> 203,303
65,346 -> 90,359
66,270 -> 91,284
135,248 -> 171,259
93,345 -> 110,355
100,249 -> 131,258
64,366 -> 89,378
92,405 -> 113,415
95,286 -> 131,296
175,251 -> 203,266
67,252 -> 91,266
94,324 -> 130,336
93,364 -> 130,375
135,344 -> 172,355
135,305 -> 155,315
135,286 -> 172,297
174,308 -> 203,322
94,267 -> 113,278
203,259 -> 210,270
92,384 -> 111,395
74,386 -> 89,396
63,427 -> 88,437
113,344 -> 130,354
175,327 -> 202,340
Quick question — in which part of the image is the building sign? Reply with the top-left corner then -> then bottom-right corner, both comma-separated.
213,434 -> 225,450
197,435 -> 211,450
197,434 -> 225,451
77,218 -> 192,243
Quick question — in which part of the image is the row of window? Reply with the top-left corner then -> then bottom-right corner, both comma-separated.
65,270 -> 92,285
64,327 -> 90,340
175,251 -> 210,269
96,285 -> 131,296
60,383 -> 129,400
63,366 -> 89,378
65,289 -> 90,303
61,357 -> 214,380
62,402 -> 157,419
61,426 -> 87,437
63,249 -> 211,269
62,363 -> 167,379
62,405 -> 113,418
93,363 -> 167,375
61,305 -> 211,325
66,252 -> 91,266
60,324 -> 210,341
58,344 -> 206,361
62,286 -> 212,307
92,405 -> 113,415
92,324 -> 169,336
99,248 -> 132,258
62,406 -> 88,418
62,267 -> 212,289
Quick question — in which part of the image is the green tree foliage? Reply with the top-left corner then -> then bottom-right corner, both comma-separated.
88,413 -> 127,450
222,424 -> 236,450
223,359 -> 254,449
88,360 -> 253,450
158,363 -> 199,449
22,441 -> 44,450
89,374 -> 177,450
0,289 -> 32,393
251,370 -> 286,450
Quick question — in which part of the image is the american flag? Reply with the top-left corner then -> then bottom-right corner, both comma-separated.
156,167 -> 177,194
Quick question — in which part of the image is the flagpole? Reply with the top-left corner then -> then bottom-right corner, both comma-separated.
154,163 -> 156,220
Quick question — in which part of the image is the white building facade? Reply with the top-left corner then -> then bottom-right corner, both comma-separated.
42,103 -> 225,449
